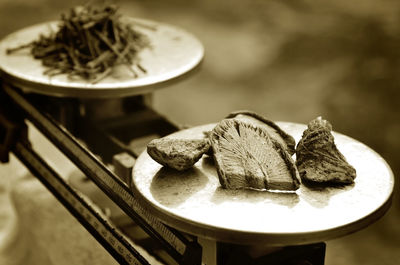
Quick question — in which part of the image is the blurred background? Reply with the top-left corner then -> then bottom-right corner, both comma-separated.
0,0 -> 399,264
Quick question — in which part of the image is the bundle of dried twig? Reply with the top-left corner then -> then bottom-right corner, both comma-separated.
7,4 -> 149,83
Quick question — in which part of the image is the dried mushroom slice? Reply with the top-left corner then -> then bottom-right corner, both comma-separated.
210,119 -> 300,191
226,110 -> 296,155
295,117 -> 357,185
147,138 -> 210,171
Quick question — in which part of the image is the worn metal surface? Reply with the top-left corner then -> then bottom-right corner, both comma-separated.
131,122 -> 394,246
0,17 -> 204,98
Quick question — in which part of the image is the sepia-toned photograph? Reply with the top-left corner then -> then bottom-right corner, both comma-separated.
0,1 -> 398,264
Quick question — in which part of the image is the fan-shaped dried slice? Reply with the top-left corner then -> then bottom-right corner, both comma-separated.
210,119 -> 300,191
295,117 -> 356,185
147,138 -> 210,171
226,110 -> 296,155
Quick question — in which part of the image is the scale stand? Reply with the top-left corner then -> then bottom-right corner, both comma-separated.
0,83 -> 328,265
0,84 -> 204,265
0,16 -> 206,264
0,82 -> 330,265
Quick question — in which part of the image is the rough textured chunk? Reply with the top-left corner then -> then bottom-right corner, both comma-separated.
295,117 -> 357,185
147,138 -> 210,171
226,110 -> 296,155
210,119 -> 300,191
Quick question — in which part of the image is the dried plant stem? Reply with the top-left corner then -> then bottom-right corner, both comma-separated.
6,3 -> 150,83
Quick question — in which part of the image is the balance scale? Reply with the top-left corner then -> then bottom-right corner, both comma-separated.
0,16 -> 394,265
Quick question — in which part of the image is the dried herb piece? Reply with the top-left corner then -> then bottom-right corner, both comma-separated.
226,110 -> 296,155
147,138 -> 210,171
210,119 -> 300,191
295,117 -> 356,185
6,4 -> 149,83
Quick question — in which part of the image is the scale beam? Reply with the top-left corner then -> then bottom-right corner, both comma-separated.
1,84 -> 202,265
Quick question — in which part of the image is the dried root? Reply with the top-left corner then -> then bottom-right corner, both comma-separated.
147,138 -> 210,171
226,110 -> 296,155
210,119 -> 300,191
295,117 -> 356,185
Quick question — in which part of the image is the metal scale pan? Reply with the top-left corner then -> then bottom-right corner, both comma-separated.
0,17 -> 204,98
131,122 -> 395,246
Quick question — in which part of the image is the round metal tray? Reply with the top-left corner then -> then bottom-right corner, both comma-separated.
0,17 -> 204,98
131,122 -> 394,246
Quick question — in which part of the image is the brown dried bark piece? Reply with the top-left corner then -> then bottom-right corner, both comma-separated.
295,117 -> 357,185
226,110 -> 296,155
210,119 -> 300,191
147,138 -> 210,171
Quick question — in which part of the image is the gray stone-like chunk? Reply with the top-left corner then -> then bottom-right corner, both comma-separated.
147,138 -> 210,171
296,117 -> 357,185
